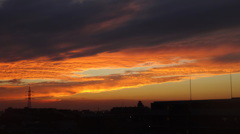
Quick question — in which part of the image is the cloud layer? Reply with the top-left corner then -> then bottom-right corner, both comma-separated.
0,0 -> 240,101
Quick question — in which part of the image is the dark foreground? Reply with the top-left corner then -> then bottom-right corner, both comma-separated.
1,99 -> 240,134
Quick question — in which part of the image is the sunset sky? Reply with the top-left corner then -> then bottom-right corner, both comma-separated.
0,0 -> 240,110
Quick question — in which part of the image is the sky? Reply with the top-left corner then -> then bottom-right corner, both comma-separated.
0,0 -> 240,110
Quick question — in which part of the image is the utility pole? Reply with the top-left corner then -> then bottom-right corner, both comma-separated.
27,86 -> 32,108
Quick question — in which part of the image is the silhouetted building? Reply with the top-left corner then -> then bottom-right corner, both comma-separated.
111,101 -> 150,114
138,101 -> 144,108
151,98 -> 240,134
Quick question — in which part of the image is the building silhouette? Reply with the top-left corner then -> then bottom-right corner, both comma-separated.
0,99 -> 240,134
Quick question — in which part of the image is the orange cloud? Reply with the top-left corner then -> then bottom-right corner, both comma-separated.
0,28 -> 240,100
1,58 -> 238,101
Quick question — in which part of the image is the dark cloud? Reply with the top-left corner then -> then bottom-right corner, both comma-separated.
0,79 -> 22,84
96,0 -> 240,46
8,79 -> 22,84
213,53 -> 240,63
0,0 -> 240,62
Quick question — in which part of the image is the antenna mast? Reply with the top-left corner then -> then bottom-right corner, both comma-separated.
27,86 -> 32,108
230,72 -> 233,99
